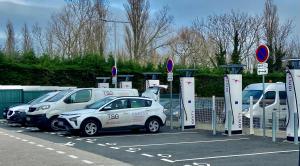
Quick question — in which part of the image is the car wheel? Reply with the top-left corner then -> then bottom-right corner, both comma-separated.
145,118 -> 161,133
81,119 -> 100,137
49,117 -> 60,131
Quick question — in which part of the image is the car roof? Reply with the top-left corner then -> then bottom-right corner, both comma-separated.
112,96 -> 153,100
244,82 -> 285,91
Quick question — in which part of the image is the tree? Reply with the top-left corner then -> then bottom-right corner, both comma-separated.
193,11 -> 261,68
4,20 -> 16,56
169,27 -> 213,67
50,0 -> 108,58
22,23 -> 33,53
263,0 -> 293,71
124,0 -> 172,62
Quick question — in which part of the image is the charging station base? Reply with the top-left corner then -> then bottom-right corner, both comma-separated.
184,125 -> 195,129
225,130 -> 242,135
287,136 -> 300,141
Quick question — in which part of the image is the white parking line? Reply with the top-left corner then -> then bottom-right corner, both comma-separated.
21,139 -> 28,142
56,151 -> 66,154
141,153 -> 154,158
97,143 -> 106,147
28,142 -> 36,145
37,144 -> 45,147
82,160 -> 94,164
114,138 -> 249,148
83,132 -> 199,139
46,147 -> 54,151
162,150 -> 299,163
68,155 -> 78,159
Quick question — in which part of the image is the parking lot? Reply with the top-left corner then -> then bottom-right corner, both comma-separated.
0,120 -> 298,166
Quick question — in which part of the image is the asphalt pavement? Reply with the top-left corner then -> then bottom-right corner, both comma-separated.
0,120 -> 299,166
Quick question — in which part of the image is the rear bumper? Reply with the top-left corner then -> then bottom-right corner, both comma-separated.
26,114 -> 49,127
7,112 -> 26,124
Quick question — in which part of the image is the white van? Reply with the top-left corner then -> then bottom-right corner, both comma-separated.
242,82 -> 287,124
26,88 -> 139,131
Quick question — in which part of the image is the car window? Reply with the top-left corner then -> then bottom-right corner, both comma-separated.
87,97 -> 115,109
130,99 -> 152,108
260,91 -> 276,106
48,90 -> 72,102
279,91 -> 287,105
106,99 -> 129,110
67,90 -> 92,103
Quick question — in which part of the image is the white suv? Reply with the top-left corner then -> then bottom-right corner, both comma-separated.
57,96 -> 167,136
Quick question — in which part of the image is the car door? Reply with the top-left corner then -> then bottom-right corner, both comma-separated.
129,99 -> 150,126
259,91 -> 277,122
100,99 -> 131,128
63,89 -> 93,112
278,91 -> 288,122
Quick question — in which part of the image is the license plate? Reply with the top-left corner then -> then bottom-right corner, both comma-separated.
26,117 -> 31,121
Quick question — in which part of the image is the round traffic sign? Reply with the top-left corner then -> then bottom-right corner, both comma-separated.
167,58 -> 174,73
256,44 -> 270,63
111,66 -> 117,77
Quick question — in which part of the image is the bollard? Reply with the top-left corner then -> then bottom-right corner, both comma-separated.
272,111 -> 276,142
294,112 -> 298,145
212,96 -> 216,135
250,96 -> 254,135
228,110 -> 232,136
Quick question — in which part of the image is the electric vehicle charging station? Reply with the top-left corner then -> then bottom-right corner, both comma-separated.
285,59 -> 300,141
96,77 -> 110,88
221,64 -> 244,134
177,69 -> 196,130
118,75 -> 134,89
143,72 -> 162,102
143,72 -> 161,89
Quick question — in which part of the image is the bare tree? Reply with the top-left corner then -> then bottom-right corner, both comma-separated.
193,11 -> 261,68
50,0 -> 108,58
4,20 -> 16,56
124,0 -> 172,62
169,27 -> 213,67
22,23 -> 33,53
263,0 -> 293,71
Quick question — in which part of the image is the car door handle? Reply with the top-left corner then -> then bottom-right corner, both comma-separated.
282,108 -> 287,110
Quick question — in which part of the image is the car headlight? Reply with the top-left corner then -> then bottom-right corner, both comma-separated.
37,105 -> 50,111
69,116 -> 80,121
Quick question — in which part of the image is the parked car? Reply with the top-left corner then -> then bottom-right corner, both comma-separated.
242,82 -> 287,123
26,88 -> 139,131
6,91 -> 59,126
57,96 -> 167,136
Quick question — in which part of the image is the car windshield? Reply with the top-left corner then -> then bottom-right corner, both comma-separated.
29,93 -> 52,105
47,90 -> 73,102
86,97 -> 116,109
242,90 -> 263,104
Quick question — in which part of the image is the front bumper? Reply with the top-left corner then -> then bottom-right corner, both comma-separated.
57,118 -> 77,132
26,114 -> 49,127
7,111 -> 26,124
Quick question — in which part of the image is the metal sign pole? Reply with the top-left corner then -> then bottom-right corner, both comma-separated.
263,74 -> 266,137
170,80 -> 173,129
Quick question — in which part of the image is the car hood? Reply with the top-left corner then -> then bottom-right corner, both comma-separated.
9,104 -> 30,112
60,109 -> 97,116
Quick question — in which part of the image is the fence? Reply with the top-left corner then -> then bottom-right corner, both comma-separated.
161,96 -> 288,139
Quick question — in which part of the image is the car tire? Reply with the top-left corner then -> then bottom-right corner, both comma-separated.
49,116 -> 60,131
145,118 -> 161,133
80,119 -> 100,137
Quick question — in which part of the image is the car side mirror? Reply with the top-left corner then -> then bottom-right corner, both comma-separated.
64,97 -> 73,104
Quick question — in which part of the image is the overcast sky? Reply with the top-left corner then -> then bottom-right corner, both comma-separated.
0,0 -> 299,49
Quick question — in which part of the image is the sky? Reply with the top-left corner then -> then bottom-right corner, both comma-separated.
0,0 -> 299,50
